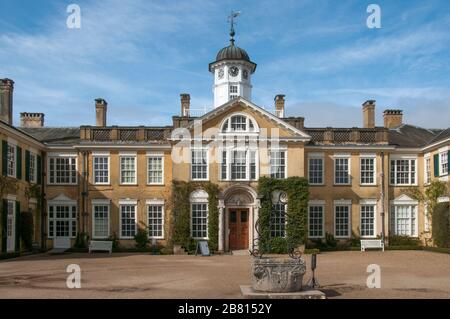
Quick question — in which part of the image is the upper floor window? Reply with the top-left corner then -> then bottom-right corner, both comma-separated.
147,155 -> 164,185
48,156 -> 77,184
425,156 -> 431,184
191,149 -> 208,180
7,144 -> 16,178
93,155 -> 109,185
334,155 -> 350,185
29,153 -> 37,183
221,114 -> 258,133
270,150 -> 286,179
308,154 -> 324,185
440,151 -> 448,176
120,154 -> 136,185
360,156 -> 376,185
390,158 -> 416,185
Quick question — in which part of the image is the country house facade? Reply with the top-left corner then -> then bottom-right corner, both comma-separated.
0,32 -> 449,253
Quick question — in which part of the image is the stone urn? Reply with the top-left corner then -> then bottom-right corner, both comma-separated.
251,257 -> 306,292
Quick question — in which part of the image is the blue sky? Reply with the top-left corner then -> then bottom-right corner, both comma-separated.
1,0 -> 449,128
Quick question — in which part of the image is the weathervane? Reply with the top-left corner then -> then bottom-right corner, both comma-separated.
228,10 -> 241,44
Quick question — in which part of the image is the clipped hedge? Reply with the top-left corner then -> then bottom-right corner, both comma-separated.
172,180 -> 220,252
257,176 -> 309,254
432,202 -> 450,248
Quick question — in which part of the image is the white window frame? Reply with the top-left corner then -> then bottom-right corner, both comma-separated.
270,203 -> 287,238
360,154 -> 376,186
93,153 -> 110,185
119,153 -> 137,185
439,150 -> 448,176
47,202 -> 77,239
389,155 -> 418,186
146,199 -> 165,239
269,149 -> 287,179
219,148 -> 258,181
360,199 -> 377,238
119,199 -> 138,239
220,112 -> 259,134
91,199 -> 110,239
334,200 -> 351,238
7,144 -> 16,178
334,154 -> 351,185
308,153 -> 324,185
190,190 -> 209,240
29,152 -> 37,183
424,154 -> 431,185
147,153 -> 164,185
390,204 -> 418,237
47,154 -> 78,185
190,148 -> 209,181
308,200 -> 325,238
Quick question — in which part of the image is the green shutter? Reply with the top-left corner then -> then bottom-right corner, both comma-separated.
16,146 -> 22,180
15,201 -> 20,252
434,154 -> 440,177
25,150 -> 30,182
1,200 -> 7,253
37,155 -> 42,185
2,140 -> 7,176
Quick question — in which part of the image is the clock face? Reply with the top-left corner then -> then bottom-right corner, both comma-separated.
218,68 -> 224,79
243,69 -> 248,79
229,66 -> 239,77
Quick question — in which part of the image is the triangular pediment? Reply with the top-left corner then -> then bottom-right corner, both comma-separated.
48,194 -> 76,203
393,194 -> 415,202
186,97 -> 311,140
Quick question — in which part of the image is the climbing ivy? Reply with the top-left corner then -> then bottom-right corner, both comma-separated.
171,180 -> 220,252
257,176 -> 309,254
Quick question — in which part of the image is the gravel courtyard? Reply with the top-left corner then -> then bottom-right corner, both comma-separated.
0,251 -> 449,299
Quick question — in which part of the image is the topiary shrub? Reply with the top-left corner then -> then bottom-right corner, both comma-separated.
432,202 -> 450,248
108,232 -> 120,249
74,232 -> 88,249
19,211 -> 34,251
134,228 -> 149,249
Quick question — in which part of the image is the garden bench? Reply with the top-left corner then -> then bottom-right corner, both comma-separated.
360,239 -> 384,252
89,240 -> 113,254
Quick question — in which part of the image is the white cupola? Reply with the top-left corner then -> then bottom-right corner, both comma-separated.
209,14 -> 257,108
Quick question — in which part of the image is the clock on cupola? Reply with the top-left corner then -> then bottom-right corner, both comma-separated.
209,11 -> 257,108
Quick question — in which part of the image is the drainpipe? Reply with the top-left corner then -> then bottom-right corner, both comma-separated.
380,152 -> 386,244
81,151 -> 88,236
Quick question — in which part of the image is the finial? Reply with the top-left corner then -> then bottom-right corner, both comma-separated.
228,11 -> 241,45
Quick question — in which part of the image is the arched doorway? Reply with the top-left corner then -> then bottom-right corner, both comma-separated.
218,185 -> 260,252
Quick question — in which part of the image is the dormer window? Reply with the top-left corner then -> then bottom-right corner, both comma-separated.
221,114 -> 258,133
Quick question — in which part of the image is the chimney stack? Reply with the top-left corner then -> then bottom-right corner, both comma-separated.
274,94 -> 285,118
362,100 -> 376,128
95,98 -> 107,126
0,78 -> 14,125
180,93 -> 190,117
383,109 -> 403,128
20,113 -> 44,128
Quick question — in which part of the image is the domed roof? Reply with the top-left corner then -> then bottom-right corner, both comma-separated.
216,42 -> 251,62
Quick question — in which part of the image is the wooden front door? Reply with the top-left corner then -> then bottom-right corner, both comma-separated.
229,209 -> 249,250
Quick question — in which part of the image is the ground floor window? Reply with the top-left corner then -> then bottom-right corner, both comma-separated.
48,204 -> 77,238
270,203 -> 286,238
360,205 -> 376,238
308,205 -> 324,238
335,204 -> 350,238
191,203 -> 208,239
92,204 -> 110,238
390,205 -> 418,237
120,205 -> 137,238
148,205 -> 164,239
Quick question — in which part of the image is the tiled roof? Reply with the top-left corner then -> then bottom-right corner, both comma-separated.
426,128 -> 450,145
19,127 -> 80,145
387,124 -> 442,148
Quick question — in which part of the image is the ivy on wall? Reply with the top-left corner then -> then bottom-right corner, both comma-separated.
171,180 -> 220,252
257,176 -> 309,254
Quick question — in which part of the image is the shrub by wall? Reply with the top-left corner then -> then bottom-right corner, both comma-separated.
257,176 -> 309,254
19,211 -> 34,251
432,202 -> 450,248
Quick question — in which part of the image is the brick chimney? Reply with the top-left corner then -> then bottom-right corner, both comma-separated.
20,113 -> 45,128
0,78 -> 14,125
383,109 -> 403,128
180,93 -> 190,117
95,98 -> 107,126
362,100 -> 376,128
274,94 -> 285,118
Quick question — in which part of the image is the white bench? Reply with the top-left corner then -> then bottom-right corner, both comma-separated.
89,241 -> 113,254
361,239 -> 384,252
